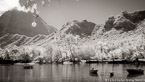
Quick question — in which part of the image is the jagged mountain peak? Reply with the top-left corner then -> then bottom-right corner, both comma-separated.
104,10 -> 145,32
60,20 -> 96,37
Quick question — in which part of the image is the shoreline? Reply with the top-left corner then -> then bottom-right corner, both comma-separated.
0,59 -> 144,65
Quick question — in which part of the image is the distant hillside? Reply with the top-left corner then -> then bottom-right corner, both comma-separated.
104,10 -> 145,31
60,20 -> 96,37
0,33 -> 46,48
0,9 -> 57,37
90,10 -> 145,41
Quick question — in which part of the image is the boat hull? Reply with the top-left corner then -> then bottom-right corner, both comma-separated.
108,59 -> 128,64
89,70 -> 98,74
23,63 -> 34,69
127,69 -> 144,74
23,66 -> 33,69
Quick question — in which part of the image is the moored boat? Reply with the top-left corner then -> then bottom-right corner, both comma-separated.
127,69 -> 144,74
89,68 -> 98,74
23,63 -> 35,69
63,61 -> 73,64
108,59 -> 127,64
24,65 -> 33,69
86,60 -> 99,63
89,70 -> 98,74
138,59 -> 145,63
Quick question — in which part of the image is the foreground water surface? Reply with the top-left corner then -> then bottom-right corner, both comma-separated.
0,63 -> 145,82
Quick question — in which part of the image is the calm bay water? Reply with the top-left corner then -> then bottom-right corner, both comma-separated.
0,63 -> 145,82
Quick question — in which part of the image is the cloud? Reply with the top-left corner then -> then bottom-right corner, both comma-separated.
0,0 -> 20,12
0,0 -> 37,13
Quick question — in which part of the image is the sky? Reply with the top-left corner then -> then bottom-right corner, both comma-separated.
37,0 -> 145,29
0,0 -> 145,29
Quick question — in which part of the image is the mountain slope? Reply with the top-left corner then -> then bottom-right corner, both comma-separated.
60,20 -> 96,37
0,9 -> 57,37
0,33 -> 47,48
104,10 -> 145,31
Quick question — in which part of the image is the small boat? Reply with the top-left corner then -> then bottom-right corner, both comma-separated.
24,65 -> 33,69
127,69 -> 144,74
138,59 -> 145,63
90,70 -> 98,74
89,73 -> 98,76
86,60 -> 99,63
63,61 -> 73,64
110,72 -> 114,77
23,63 -> 35,69
108,59 -> 127,64
89,68 -> 98,74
